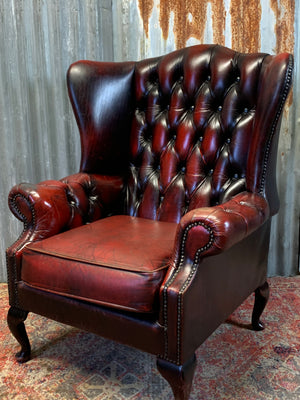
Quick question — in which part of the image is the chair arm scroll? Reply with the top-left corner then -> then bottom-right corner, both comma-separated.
174,192 -> 270,265
8,173 -> 124,242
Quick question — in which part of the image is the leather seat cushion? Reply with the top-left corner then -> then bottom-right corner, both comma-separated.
21,215 -> 177,313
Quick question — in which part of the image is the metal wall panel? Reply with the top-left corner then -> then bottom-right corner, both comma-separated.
112,0 -> 299,276
0,1 -> 298,281
0,0 -> 113,281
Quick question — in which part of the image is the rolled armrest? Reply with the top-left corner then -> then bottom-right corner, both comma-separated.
161,191 -> 270,301
8,173 -> 124,242
173,192 -> 270,265
159,192 -> 270,363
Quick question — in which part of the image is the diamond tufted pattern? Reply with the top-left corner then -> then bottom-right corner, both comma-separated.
126,45 -> 277,222
64,45 -> 293,224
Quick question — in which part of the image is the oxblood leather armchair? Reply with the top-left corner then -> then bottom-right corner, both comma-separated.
6,45 -> 293,399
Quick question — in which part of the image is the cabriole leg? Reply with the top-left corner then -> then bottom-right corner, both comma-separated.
157,354 -> 196,400
7,306 -> 31,363
252,281 -> 269,331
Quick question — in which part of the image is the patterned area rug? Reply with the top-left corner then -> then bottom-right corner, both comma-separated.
0,277 -> 299,399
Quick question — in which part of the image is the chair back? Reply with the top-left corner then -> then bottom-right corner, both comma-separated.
68,45 -> 293,223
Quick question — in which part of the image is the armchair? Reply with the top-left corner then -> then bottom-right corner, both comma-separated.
6,45 -> 293,399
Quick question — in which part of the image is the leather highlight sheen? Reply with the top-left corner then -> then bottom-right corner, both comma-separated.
22,216 -> 177,313
6,45 -> 293,385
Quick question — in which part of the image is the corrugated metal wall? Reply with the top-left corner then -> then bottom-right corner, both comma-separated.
0,0 -> 299,281
0,0 -> 113,281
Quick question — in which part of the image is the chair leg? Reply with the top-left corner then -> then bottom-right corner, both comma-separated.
157,354 -> 196,400
7,306 -> 31,363
251,281 -> 269,331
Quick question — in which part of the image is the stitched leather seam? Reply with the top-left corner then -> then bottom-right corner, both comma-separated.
24,246 -> 170,273
162,221 -> 214,365
259,55 -> 293,194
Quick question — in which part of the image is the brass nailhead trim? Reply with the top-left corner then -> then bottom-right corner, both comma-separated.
7,194 -> 36,307
259,55 -> 293,194
162,221 -> 214,365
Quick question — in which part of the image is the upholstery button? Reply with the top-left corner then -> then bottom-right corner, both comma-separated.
207,75 -> 211,81
236,76 -> 240,82
160,196 -> 164,202
181,166 -> 186,172
233,173 -> 239,179
173,135 -> 176,140
226,138 -> 231,144
199,136 -> 203,142
209,169 -> 214,175
190,105 -> 195,111
218,106 -> 222,111
244,107 -> 249,113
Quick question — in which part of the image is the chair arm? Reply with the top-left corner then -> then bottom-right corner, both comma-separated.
8,173 -> 124,242
159,192 -> 270,364
173,192 -> 270,265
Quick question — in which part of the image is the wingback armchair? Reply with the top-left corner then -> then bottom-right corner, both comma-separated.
6,45 -> 293,399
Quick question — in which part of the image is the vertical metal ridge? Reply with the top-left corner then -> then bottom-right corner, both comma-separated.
0,0 -> 113,281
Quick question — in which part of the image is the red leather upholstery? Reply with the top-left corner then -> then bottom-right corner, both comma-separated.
8,173 -> 124,240
22,216 -> 177,313
6,45 -> 293,399
126,46 -> 292,220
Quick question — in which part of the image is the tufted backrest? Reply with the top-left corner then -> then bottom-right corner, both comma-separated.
126,45 -> 293,222
68,45 -> 293,224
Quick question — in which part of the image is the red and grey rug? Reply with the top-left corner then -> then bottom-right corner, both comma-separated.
0,277 -> 299,399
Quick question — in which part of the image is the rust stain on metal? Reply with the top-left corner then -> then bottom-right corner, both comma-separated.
269,0 -> 295,108
138,0 -> 295,56
138,0 -> 225,48
138,0 -> 154,37
230,0 -> 261,52
270,0 -> 295,54
210,0 -> 226,46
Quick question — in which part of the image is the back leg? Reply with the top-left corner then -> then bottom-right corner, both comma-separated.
251,281 -> 269,331
7,306 -> 31,363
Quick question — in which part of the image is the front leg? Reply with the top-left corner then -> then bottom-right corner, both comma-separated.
252,281 -> 269,331
7,306 -> 31,363
157,354 -> 196,400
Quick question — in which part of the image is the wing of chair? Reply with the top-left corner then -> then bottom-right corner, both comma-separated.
6,45 -> 293,399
